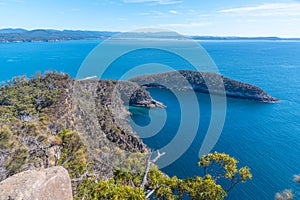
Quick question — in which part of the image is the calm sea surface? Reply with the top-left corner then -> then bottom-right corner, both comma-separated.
0,40 -> 300,199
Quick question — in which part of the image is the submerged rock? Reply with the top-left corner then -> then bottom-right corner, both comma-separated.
0,166 -> 72,200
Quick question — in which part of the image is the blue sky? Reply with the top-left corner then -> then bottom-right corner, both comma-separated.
1,0 -> 300,37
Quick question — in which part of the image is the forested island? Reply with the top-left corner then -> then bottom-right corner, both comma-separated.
0,71 -> 254,199
130,70 -> 279,103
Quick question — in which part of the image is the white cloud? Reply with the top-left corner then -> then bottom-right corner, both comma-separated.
159,22 -> 210,28
123,0 -> 183,5
139,10 -> 164,16
218,3 -> 300,16
169,10 -> 178,14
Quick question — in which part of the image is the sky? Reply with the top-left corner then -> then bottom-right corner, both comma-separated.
0,0 -> 300,37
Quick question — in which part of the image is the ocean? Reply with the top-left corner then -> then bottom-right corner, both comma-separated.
0,39 -> 300,199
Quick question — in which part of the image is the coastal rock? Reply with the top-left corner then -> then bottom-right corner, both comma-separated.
112,80 -> 166,108
130,70 -> 279,103
0,166 -> 73,200
129,88 -> 166,108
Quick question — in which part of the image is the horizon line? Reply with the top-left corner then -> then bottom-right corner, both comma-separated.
1,27 -> 300,39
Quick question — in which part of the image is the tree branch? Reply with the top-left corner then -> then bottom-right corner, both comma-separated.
140,150 -> 165,189
146,189 -> 156,199
0,150 -> 9,155
227,178 -> 240,193
71,163 -> 94,182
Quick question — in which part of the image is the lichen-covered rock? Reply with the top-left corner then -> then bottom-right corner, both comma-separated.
0,166 -> 72,200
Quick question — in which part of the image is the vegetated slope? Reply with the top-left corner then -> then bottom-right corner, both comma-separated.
130,70 -> 279,102
0,72 -> 159,196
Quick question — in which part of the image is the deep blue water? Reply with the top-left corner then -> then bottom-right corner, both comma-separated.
0,40 -> 300,199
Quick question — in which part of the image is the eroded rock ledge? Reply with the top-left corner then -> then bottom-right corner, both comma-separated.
115,80 -> 166,108
129,70 -> 279,103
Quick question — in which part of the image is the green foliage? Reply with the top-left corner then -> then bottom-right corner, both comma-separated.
119,152 -> 147,174
0,106 -> 17,123
74,152 -> 251,200
0,72 -> 68,119
0,72 -> 97,197
113,168 -> 142,187
85,179 -> 145,200
58,129 -> 88,179
199,152 -> 252,192
147,165 -> 180,200
0,125 -> 13,149
183,175 -> 226,200
4,147 -> 29,176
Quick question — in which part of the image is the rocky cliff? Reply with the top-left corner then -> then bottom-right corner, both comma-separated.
130,70 -> 279,102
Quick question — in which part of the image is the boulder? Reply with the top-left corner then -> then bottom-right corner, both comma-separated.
0,166 -> 72,200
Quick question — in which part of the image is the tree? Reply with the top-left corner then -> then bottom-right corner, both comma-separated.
183,175 -> 226,200
75,152 -> 252,200
198,152 -> 252,193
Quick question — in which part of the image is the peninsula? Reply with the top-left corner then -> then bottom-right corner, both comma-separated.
130,70 -> 279,103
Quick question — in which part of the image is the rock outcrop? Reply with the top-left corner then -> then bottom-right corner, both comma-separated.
114,80 -> 166,108
130,70 -> 279,103
128,87 -> 166,108
0,166 -> 72,200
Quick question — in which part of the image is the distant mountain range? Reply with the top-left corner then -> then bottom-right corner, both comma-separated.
0,28 -> 118,42
0,28 -> 299,42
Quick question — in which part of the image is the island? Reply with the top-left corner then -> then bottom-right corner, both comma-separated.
130,70 -> 279,103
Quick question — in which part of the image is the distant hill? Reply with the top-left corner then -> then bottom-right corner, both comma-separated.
190,36 -> 299,40
0,28 -> 299,42
0,28 -> 27,34
0,29 -> 118,42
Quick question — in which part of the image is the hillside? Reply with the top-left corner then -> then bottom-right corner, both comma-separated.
0,72 -> 156,197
